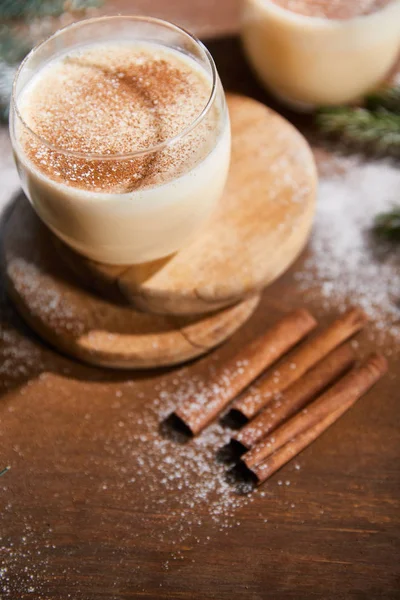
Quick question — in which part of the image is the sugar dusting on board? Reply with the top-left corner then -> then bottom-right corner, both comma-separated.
7,257 -> 86,336
296,155 -> 400,344
0,130 -> 47,388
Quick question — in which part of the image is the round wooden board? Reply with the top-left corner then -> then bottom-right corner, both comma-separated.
3,200 -> 260,370
55,93 -> 317,316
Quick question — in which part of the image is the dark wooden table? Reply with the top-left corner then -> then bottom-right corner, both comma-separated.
1,1 -> 399,598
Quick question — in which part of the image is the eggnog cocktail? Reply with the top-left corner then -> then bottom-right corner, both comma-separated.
241,0 -> 400,108
11,17 -> 230,265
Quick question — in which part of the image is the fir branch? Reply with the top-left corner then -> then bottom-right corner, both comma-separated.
0,0 -> 102,20
0,31 -> 34,122
0,30 -> 30,121
0,0 -> 103,122
0,30 -> 31,64
373,206 -> 400,242
316,107 -> 400,157
366,86 -> 400,114
1,0 -> 64,19
0,62 -> 17,121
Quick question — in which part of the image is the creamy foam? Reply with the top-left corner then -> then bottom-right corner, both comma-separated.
18,43 -> 220,193
271,0 -> 394,19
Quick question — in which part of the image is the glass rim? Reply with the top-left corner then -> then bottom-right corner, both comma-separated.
259,0 -> 396,22
11,15 -> 218,161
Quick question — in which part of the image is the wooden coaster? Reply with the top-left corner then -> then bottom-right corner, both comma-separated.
3,201 -> 259,370
55,94 -> 317,315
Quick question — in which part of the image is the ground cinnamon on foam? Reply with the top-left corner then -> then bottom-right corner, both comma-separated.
271,0 -> 393,19
18,43 -> 219,193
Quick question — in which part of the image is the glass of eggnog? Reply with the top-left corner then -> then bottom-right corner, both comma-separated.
241,0 -> 400,109
10,16 -> 231,265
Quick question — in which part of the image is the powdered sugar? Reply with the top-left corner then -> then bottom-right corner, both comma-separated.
0,131 -> 47,387
7,257 -> 85,336
296,155 -> 400,342
101,375 -> 256,537
0,510 -> 52,597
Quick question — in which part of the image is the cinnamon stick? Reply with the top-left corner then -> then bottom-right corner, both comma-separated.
243,353 -> 387,472
173,309 -> 317,435
231,308 -> 367,421
233,343 -> 355,450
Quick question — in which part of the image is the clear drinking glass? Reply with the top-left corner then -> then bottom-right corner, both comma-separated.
241,0 -> 400,109
10,16 -> 231,265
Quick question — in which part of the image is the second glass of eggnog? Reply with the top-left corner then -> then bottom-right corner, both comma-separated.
10,16 -> 231,265
241,0 -> 400,108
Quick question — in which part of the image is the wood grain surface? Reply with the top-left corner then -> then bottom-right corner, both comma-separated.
0,1 -> 399,599
4,199 -> 260,369
55,94 -> 316,315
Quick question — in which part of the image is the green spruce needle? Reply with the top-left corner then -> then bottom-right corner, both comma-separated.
373,206 -> 400,243
316,85 -> 400,157
366,86 -> 400,114
0,0 -> 102,20
316,106 -> 400,157
0,466 -> 11,477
